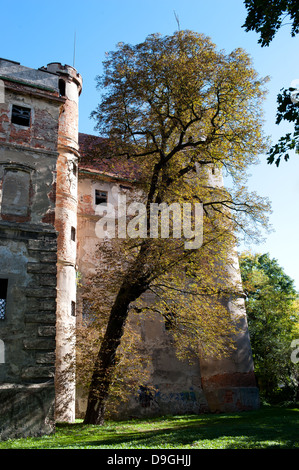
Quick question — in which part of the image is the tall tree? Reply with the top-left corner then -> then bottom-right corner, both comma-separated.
82,31 -> 270,424
239,252 -> 299,401
243,0 -> 299,166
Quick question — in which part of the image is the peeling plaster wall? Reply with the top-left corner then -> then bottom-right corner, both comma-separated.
0,59 -> 60,439
0,145 -> 58,225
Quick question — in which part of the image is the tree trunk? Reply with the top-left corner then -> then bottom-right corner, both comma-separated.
83,279 -> 146,424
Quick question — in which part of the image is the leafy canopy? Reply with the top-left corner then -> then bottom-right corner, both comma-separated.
89,31 -> 271,244
243,0 -> 299,166
240,252 -> 299,401
267,87 -> 299,166
91,31 -> 269,189
243,0 -> 299,47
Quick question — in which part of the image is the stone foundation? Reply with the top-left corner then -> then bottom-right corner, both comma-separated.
0,382 -> 55,440
0,224 -> 57,440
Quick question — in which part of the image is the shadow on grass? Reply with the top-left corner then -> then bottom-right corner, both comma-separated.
53,407 -> 299,449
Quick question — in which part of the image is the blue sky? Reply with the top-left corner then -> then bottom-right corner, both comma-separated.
1,0 -> 299,288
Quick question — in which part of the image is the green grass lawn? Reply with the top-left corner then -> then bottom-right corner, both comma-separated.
0,405 -> 298,449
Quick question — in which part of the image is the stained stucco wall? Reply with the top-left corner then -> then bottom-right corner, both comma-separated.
0,59 -> 61,438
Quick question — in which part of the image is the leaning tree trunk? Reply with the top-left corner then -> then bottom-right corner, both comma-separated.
83,279 -> 147,425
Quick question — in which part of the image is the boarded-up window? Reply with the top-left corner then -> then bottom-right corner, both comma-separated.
1,169 -> 30,217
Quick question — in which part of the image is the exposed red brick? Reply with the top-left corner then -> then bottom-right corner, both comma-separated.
1,213 -> 31,222
202,371 -> 257,389
48,183 -> 56,204
79,133 -> 143,182
42,211 -> 55,225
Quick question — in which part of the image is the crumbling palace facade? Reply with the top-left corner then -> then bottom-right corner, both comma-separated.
0,59 -> 259,439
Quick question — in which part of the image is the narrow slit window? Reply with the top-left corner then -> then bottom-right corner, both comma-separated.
71,301 -> 76,317
0,279 -> 8,321
11,105 -> 31,127
95,190 -> 107,205
71,226 -> 76,241
59,79 -> 66,97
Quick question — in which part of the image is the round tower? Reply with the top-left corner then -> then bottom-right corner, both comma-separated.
45,63 -> 82,422
196,164 -> 259,412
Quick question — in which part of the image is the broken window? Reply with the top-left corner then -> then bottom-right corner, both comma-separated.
95,189 -> 107,205
0,279 -> 8,321
11,104 -> 31,127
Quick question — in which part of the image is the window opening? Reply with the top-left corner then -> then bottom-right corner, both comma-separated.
58,79 -> 66,97
82,300 -> 96,326
71,301 -> 76,317
71,226 -> 76,241
0,279 -> 8,321
11,105 -> 31,126
95,190 -> 108,205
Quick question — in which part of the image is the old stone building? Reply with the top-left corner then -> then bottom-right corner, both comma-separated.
0,58 -> 259,439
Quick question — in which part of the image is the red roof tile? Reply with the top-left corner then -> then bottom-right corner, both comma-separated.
78,133 -> 142,182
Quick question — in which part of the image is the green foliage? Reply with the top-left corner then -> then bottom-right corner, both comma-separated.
240,252 -> 299,402
76,292 -> 152,417
92,30 -> 269,185
267,87 -> 299,166
243,0 -> 299,47
243,1 -> 299,166
1,407 -> 298,449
